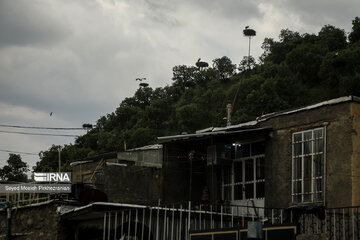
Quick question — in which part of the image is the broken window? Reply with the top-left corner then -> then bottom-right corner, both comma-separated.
292,128 -> 324,203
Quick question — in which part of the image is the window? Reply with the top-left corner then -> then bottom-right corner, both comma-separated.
292,128 -> 324,203
222,142 -> 265,201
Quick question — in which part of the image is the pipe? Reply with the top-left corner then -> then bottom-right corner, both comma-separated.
6,207 -> 11,240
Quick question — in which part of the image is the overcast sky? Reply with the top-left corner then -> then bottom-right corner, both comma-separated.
0,0 -> 359,170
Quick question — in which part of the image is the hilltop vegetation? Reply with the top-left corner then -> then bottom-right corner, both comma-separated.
34,17 -> 360,172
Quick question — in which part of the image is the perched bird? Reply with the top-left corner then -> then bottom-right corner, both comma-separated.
196,58 -> 209,69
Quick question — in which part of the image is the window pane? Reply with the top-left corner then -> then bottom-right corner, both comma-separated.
223,168 -> 231,184
293,157 -> 302,179
314,179 -> 322,193
314,129 -> 323,139
304,194 -> 311,202
236,144 -> 250,158
304,131 -> 312,141
294,142 -> 302,156
294,133 -> 302,142
234,184 -> 243,200
256,157 -> 265,180
234,162 -> 242,183
304,140 -> 312,155
304,156 -> 312,179
293,180 -> 302,194
314,138 -> 323,153
223,186 -> 231,201
251,142 -> 265,155
256,182 -> 265,198
245,160 -> 254,181
314,154 -> 322,177
304,180 -> 311,193
245,183 -> 254,199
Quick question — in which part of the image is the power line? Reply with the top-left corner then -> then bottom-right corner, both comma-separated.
0,130 -> 78,137
0,149 -> 38,156
0,124 -> 84,130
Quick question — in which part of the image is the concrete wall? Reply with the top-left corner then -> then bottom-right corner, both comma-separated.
97,165 -> 162,205
72,160 -> 105,184
262,102 -> 354,208
0,203 -> 72,240
351,102 -> 360,206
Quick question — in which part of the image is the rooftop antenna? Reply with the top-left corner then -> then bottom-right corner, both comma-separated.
243,26 -> 256,69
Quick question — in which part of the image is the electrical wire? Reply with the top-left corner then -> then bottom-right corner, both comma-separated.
0,124 -> 84,130
0,149 -> 38,156
0,130 -> 78,137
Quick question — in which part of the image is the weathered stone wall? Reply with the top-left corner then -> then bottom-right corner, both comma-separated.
0,202 -> 73,240
262,102 -> 354,208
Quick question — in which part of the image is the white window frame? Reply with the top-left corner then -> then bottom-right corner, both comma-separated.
222,142 -> 265,201
292,127 -> 325,203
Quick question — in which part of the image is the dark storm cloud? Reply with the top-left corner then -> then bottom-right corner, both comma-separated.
0,0 -> 70,48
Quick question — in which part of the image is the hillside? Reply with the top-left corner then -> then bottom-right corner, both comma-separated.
34,17 -> 360,172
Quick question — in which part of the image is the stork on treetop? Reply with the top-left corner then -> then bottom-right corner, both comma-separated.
195,58 -> 209,70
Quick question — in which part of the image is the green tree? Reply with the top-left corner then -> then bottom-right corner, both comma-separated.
34,17 -> 360,171
0,154 -> 28,182
238,56 -> 256,72
318,25 -> 347,51
212,56 -> 236,81
349,17 -> 360,43
172,65 -> 198,90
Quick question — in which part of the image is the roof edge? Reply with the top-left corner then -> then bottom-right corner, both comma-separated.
257,95 -> 360,122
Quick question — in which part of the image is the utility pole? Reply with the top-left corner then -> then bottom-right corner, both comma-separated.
243,26 -> 256,69
58,146 -> 61,173
189,151 -> 194,201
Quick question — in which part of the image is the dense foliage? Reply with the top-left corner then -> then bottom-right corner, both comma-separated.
0,154 -> 29,182
34,18 -> 360,172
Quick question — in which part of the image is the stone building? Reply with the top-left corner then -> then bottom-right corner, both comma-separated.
159,96 -> 360,209
2,96 -> 360,240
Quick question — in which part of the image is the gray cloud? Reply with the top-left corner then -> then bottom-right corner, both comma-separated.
270,0 -> 360,33
0,0 -> 71,48
0,0 -> 359,169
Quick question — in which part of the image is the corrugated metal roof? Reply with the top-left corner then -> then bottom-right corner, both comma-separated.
257,95 -> 360,122
158,127 -> 271,142
212,120 -> 258,132
126,144 -> 162,151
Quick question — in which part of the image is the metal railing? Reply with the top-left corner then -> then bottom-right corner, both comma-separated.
0,192 -> 51,208
98,201 -> 360,240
